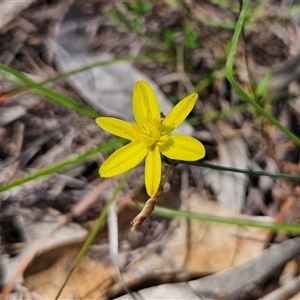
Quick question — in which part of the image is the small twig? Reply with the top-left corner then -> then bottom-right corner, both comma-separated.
0,121 -> 24,185
130,163 -> 175,231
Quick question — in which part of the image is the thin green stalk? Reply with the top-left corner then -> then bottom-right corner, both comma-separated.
55,171 -> 131,300
4,54 -> 169,99
225,0 -> 300,146
134,203 -> 300,234
184,161 -> 300,181
0,63 -> 99,119
188,103 -> 248,125
2,142 -> 299,194
0,138 -> 125,193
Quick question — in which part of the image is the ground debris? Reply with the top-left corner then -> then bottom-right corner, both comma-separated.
0,1 -> 300,299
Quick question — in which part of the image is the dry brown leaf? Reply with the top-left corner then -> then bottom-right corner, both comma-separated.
112,192 -> 270,295
24,245 -> 115,299
169,193 -> 270,275
1,208 -> 88,291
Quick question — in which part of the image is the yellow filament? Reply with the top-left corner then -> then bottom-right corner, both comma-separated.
133,118 -> 162,147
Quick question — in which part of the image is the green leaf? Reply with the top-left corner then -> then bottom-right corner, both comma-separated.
225,0 -> 300,146
0,138 -> 125,193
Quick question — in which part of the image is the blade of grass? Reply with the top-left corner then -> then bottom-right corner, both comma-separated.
55,171 -> 130,300
2,143 -> 299,195
3,54 -> 169,99
133,202 -> 300,234
188,103 -> 248,125
0,63 -> 99,119
0,137 -> 125,193
225,0 -> 300,146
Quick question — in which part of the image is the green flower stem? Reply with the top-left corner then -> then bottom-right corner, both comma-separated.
160,162 -> 175,187
1,146 -> 299,195
225,0 -> 300,146
184,161 -> 300,181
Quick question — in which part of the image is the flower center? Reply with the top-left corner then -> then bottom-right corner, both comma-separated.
134,118 -> 161,148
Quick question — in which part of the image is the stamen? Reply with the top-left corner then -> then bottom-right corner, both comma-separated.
135,118 -> 161,147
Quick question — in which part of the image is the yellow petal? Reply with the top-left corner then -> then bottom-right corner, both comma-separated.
132,80 -> 160,125
145,146 -> 161,196
162,93 -> 198,133
159,134 -> 205,161
100,142 -> 148,177
96,117 -> 135,140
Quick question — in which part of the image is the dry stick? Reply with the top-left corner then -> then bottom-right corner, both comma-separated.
130,163 -> 175,231
0,180 -> 111,299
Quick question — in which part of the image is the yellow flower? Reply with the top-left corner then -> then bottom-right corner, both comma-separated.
96,80 -> 205,196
